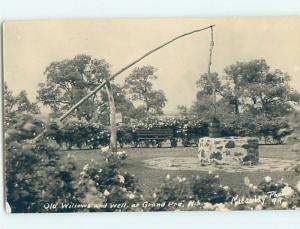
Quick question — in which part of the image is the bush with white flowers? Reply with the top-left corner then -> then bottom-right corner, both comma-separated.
191,174 -> 235,205
149,173 -> 235,211
76,150 -> 142,212
149,173 -> 300,211
149,174 -> 191,211
5,114 -> 79,213
129,117 -> 209,147
59,119 -> 110,150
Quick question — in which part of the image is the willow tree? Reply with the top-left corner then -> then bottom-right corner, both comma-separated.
37,55 -> 111,121
124,65 -> 167,116
192,59 -> 300,139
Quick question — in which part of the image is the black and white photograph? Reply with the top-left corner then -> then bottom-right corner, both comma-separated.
3,17 -> 300,213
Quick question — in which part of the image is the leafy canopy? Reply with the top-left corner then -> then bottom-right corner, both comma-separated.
191,59 -> 300,139
37,55 -> 111,121
124,65 -> 167,116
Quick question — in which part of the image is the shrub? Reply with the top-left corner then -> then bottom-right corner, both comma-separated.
39,117 -> 211,150
5,113 -> 44,142
287,112 -> 300,152
129,117 -> 208,147
191,174 -> 235,204
5,114 -> 79,213
150,174 -> 300,211
5,127 -> 78,212
117,125 -> 134,148
283,112 -> 300,173
59,119 -> 110,150
149,173 -> 234,211
76,150 -> 143,212
229,176 -> 300,210
150,175 -> 191,211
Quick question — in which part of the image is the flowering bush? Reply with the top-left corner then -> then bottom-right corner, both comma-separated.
149,173 -> 300,211
117,125 -> 134,148
191,174 -> 235,204
5,117 -> 78,213
5,113 -> 44,142
46,117 -> 210,149
3,91 -> 82,212
129,117 -> 208,147
5,114 -> 143,213
76,150 -> 143,212
149,173 -> 234,211
227,176 -> 300,210
6,116 -> 210,150
150,175 -> 191,211
59,119 -> 110,150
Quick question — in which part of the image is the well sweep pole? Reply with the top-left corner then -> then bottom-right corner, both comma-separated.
32,25 -> 215,143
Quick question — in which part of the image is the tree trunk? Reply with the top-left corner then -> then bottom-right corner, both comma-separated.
144,94 -> 150,114
105,80 -> 117,152
234,98 -> 239,114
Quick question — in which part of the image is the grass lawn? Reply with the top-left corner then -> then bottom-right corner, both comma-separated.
60,145 -> 300,198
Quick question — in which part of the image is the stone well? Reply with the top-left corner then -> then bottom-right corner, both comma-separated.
198,137 -> 259,166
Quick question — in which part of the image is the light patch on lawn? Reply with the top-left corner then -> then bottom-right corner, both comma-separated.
143,157 -> 296,172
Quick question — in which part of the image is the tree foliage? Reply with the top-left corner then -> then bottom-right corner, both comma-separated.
98,84 -> 135,124
223,59 -> 300,116
4,82 -> 40,129
191,59 -> 300,139
177,105 -> 189,117
4,83 -> 40,115
124,66 -> 167,116
5,114 -> 78,213
37,55 -> 111,121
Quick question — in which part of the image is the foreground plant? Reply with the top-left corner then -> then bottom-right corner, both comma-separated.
5,116 -> 78,213
76,150 -> 143,212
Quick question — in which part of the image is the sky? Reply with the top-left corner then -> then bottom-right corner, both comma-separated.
3,17 -> 300,114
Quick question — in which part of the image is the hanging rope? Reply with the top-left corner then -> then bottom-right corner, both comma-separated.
207,26 -> 216,116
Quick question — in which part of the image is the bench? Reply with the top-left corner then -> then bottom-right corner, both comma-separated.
133,128 -> 176,147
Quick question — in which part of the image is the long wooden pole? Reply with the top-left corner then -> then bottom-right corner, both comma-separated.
32,25 -> 215,143
105,80 -> 117,152
207,26 -> 216,116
